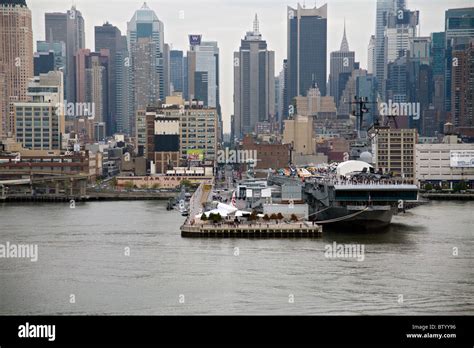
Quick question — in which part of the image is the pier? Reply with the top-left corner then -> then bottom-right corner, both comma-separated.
0,173 -> 179,202
180,181 -> 322,238
420,192 -> 474,201
181,223 -> 322,238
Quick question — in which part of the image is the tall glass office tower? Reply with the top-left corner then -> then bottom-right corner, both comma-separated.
285,3 -> 327,117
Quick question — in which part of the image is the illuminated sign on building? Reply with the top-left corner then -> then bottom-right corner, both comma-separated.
189,34 -> 202,46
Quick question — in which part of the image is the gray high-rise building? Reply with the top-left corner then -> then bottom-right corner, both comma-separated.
187,37 -> 219,109
95,22 -> 122,135
75,49 -> 109,127
374,0 -> 396,99
386,56 -> 408,103
329,21 -> 355,107
277,67 -> 285,125
37,40 -> 66,75
0,0 -> 34,138
44,11 -> 67,44
131,37 -> 159,111
233,15 -> 275,139
286,3 -> 327,116
384,7 -> 419,63
170,50 -> 184,94
384,6 -> 419,103
33,51 -> 54,76
127,2 -> 165,101
431,32 -> 446,128
45,6 -> 85,103
444,7 -> 474,113
282,58 -> 289,119
37,39 -> 67,102
367,35 -> 375,75
116,35 -> 133,135
356,75 -> 378,128
163,43 -> 170,98
183,55 -> 188,100
187,37 -> 221,141
374,0 -> 418,101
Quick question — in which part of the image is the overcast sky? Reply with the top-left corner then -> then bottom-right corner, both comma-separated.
29,0 -> 471,133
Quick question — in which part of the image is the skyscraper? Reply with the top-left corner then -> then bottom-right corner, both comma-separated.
276,68 -> 285,124
186,36 -> 221,141
407,37 -> 433,132
431,32 -> 446,128
33,51 -> 54,76
45,6 -> 85,103
45,11 -> 67,43
374,0 -> 396,99
444,8 -> 474,114
183,55 -> 189,101
116,35 -> 133,135
386,56 -> 408,103
95,22 -> 122,135
233,15 -> 275,139
431,32 -> 446,77
329,21 -> 355,107
36,40 -> 66,76
382,5 -> 419,104
0,0 -> 33,138
131,37 -> 159,111
127,2 -> 165,101
338,68 -> 368,118
75,49 -> 109,127
286,3 -> 327,114
170,50 -> 184,94
187,37 -> 220,109
0,65 -> 6,138
163,43 -> 171,98
282,58 -> 288,120
384,8 -> 419,64
367,35 -> 375,74
356,75 -> 378,127
451,41 -> 474,137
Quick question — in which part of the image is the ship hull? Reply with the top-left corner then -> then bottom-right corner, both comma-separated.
314,206 -> 395,231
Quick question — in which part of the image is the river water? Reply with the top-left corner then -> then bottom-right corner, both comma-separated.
0,200 -> 473,315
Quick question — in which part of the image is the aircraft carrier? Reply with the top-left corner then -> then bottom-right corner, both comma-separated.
269,161 -> 420,230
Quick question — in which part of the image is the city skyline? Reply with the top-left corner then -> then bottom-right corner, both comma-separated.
1,0 -> 474,334
28,0 -> 471,133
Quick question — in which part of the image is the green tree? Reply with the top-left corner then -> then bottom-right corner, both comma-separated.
181,179 -> 192,188
453,181 -> 468,193
209,213 -> 222,223
200,213 -> 208,221
263,214 -> 270,221
270,213 -> 278,220
277,213 -> 284,220
248,211 -> 258,221
110,177 -> 117,189
290,214 -> 298,222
